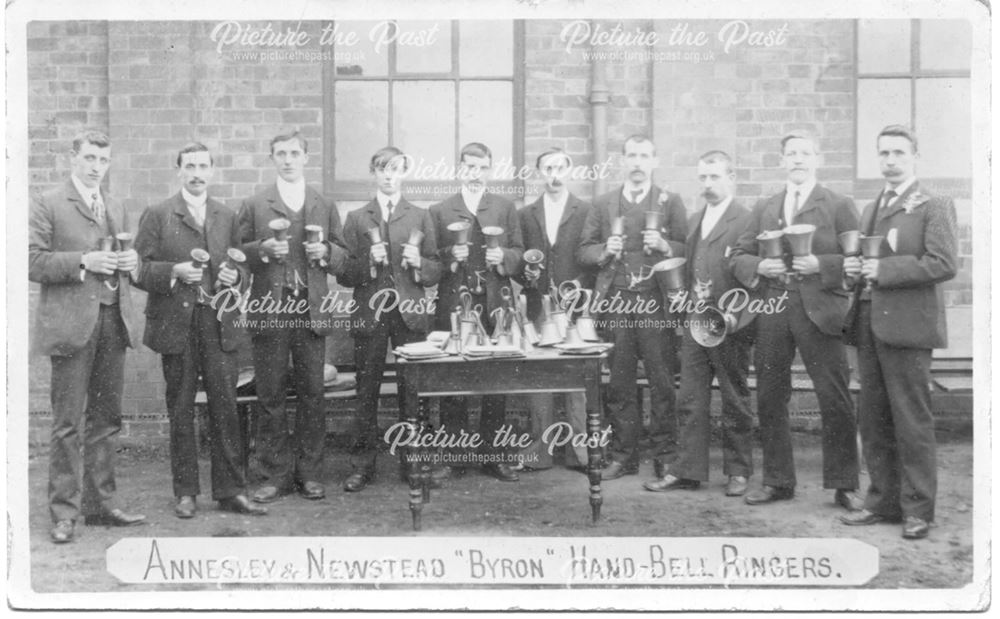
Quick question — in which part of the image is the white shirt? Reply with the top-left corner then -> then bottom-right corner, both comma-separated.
182,187 -> 207,227
621,181 -> 652,205
461,187 -> 484,214
542,190 -> 569,246
376,191 -> 400,222
883,176 -> 916,208
700,196 -> 732,240
783,179 -> 816,225
276,176 -> 305,212
71,174 -> 103,213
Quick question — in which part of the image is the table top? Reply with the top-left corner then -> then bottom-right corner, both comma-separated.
394,346 -> 608,365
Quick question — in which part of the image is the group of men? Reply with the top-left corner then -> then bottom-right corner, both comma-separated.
30,125 -> 955,545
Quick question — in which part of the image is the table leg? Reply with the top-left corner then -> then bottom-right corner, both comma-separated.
585,364 -> 603,524
402,372 -> 424,531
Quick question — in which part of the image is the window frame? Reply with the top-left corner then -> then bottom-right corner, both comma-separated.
322,20 -> 526,202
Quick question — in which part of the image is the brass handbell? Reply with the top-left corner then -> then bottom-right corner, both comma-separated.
268,218 -> 291,264
839,230 -> 861,256
756,229 -> 787,281
548,285 -> 569,338
574,290 -> 601,342
609,215 -> 626,260
448,221 -> 471,273
536,294 -> 563,347
643,210 -> 663,255
366,226 -> 388,278
518,294 -> 540,345
561,322 -> 586,347
859,235 -> 884,292
443,309 -> 463,355
651,257 -> 686,306
522,248 -> 545,286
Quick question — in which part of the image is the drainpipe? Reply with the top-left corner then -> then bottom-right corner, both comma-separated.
589,24 -> 609,198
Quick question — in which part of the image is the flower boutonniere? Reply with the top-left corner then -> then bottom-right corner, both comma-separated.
656,191 -> 669,207
900,191 -> 928,215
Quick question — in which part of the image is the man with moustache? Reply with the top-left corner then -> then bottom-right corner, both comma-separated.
338,147 -> 442,492
729,132 -> 863,510
840,125 -> 956,540
513,147 -> 595,472
238,131 -> 348,503
30,130 -> 145,543
578,134 -> 688,481
644,150 -> 755,496
134,142 -> 266,518
429,142 -> 524,482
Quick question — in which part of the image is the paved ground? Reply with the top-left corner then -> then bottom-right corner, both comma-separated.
19,427 -> 977,598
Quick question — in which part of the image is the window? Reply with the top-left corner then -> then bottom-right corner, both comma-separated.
855,19 -> 972,182
322,20 -> 524,202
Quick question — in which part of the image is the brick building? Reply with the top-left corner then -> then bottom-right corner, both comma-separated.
25,19 -> 974,430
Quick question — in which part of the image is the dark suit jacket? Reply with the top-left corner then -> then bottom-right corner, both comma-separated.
684,199 -> 756,333
237,184 -> 348,336
429,191 -> 523,326
514,192 -> 595,321
134,192 -> 249,354
29,179 -> 140,356
843,182 -> 957,349
339,197 -> 442,336
578,185 -> 687,308
730,184 -> 859,337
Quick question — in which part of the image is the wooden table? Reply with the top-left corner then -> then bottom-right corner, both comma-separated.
395,349 -> 607,531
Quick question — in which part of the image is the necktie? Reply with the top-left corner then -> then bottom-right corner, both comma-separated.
881,190 -> 897,211
630,189 -> 643,204
189,204 -> 205,228
91,193 -> 105,222
385,200 -> 394,222
790,190 -> 801,222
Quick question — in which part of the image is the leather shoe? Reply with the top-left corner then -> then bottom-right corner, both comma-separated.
482,463 -> 519,482
343,471 -> 374,492
601,460 -> 639,481
511,462 -> 550,473
84,508 -> 147,527
744,485 -> 794,505
219,494 -> 268,516
838,508 -> 888,526
725,476 -> 748,497
299,481 -> 326,500
643,474 -> 700,492
252,485 -> 288,504
902,516 -> 931,540
834,489 -> 865,512
50,520 -> 75,544
174,496 -> 196,519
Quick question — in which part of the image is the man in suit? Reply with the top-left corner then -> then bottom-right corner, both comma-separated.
578,134 -> 688,481
514,147 -> 595,472
29,130 -> 146,543
134,142 -> 266,518
429,142 -> 524,482
238,131 -> 348,503
644,150 -> 756,496
339,147 -> 442,492
840,125 -> 957,540
730,132 -> 863,510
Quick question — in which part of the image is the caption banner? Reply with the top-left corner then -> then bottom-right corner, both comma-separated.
107,537 -> 878,586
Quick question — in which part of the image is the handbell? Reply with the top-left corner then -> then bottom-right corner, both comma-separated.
575,315 -> 600,342
366,226 -> 384,246
643,211 -> 662,256
783,224 -> 816,257
561,322 -> 586,347
839,230 -> 861,256
223,247 -> 246,270
610,216 -> 626,238
651,257 -> 687,299
305,224 -> 323,244
268,218 -> 291,264
99,236 -> 115,252
443,310 -> 463,355
114,232 -> 134,252
689,306 -> 739,348
522,248 -> 545,285
448,221 -> 471,272
536,318 -> 563,347
482,226 -> 504,250
860,235 -> 883,260
190,248 -> 211,271
756,230 -> 785,259
401,229 -> 425,272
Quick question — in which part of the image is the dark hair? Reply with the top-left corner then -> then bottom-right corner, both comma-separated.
270,131 -> 308,155
780,131 -> 819,154
698,149 -> 734,174
877,124 -> 919,153
369,146 -> 408,173
176,142 -> 213,167
622,134 -> 655,155
535,147 -> 572,170
459,142 -> 492,165
71,130 -> 111,153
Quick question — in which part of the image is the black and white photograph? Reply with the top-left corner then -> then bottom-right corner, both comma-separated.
5,0 -> 991,611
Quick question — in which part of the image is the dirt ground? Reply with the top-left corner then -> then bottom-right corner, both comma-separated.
20,428 -> 975,597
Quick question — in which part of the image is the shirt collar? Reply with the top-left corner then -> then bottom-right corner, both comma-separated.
376,191 -> 401,209
461,187 -> 484,211
885,176 -> 916,198
786,179 -> 816,202
543,190 -> 568,211
71,174 -> 101,203
181,187 -> 207,209
622,181 -> 652,202
705,195 -> 732,212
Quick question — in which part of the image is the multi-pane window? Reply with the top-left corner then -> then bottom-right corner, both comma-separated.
323,20 -> 524,201
855,19 -> 972,181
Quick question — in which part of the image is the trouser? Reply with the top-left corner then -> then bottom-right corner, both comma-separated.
350,308 -> 423,472
519,392 -> 588,468
252,321 -> 327,489
604,289 -> 677,465
161,306 -> 245,500
49,305 -> 127,523
671,329 -> 754,482
753,289 -> 858,490
855,302 -> 936,521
